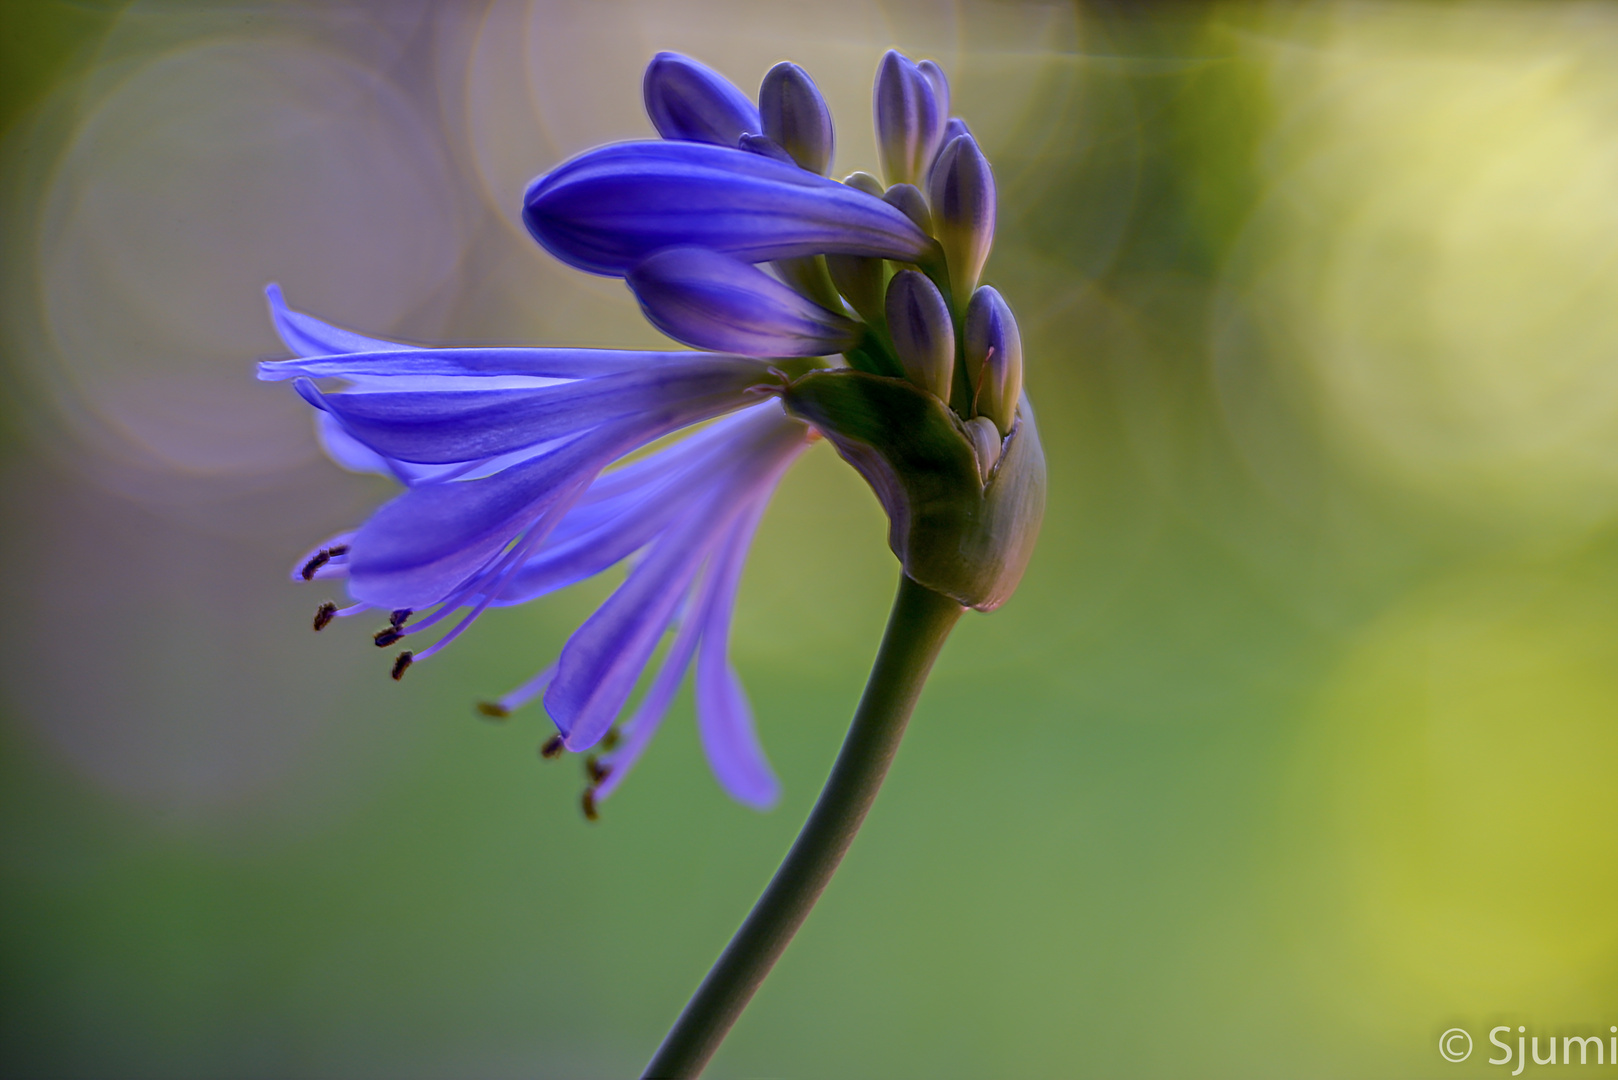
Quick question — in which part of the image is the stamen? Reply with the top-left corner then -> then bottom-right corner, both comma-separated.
327,544 -> 350,557
601,728 -> 621,751
300,550 -> 332,581
971,345 -> 995,416
585,756 -> 611,784
476,701 -> 510,719
389,609 -> 413,629
312,601 -> 338,631
540,734 -> 566,759
373,628 -> 403,648
581,789 -> 599,822
391,651 -> 413,680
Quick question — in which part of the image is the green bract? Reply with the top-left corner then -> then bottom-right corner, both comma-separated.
783,369 -> 1046,612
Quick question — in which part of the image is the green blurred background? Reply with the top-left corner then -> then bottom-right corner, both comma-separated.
3,2 -> 1615,1077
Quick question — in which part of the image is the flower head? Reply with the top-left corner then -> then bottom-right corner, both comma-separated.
262,49 -> 1043,814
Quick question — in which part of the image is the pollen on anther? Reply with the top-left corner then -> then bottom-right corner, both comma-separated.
373,628 -> 402,648
601,728 -> 621,750
585,756 -> 611,784
476,701 -> 510,719
391,651 -> 413,680
327,544 -> 350,557
300,550 -> 332,581
540,734 -> 566,759
312,601 -> 338,632
581,789 -> 600,822
389,609 -> 412,629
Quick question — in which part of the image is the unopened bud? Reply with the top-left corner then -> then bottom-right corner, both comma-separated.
965,416 -> 1003,483
842,170 -> 883,197
759,62 -> 835,175
885,270 -> 954,401
643,52 -> 760,146
882,183 -> 933,237
964,286 -> 1022,435
928,134 -> 996,307
874,50 -> 947,187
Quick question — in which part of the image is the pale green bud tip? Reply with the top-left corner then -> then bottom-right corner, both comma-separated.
885,270 -> 954,401
842,170 -> 883,197
760,62 -> 835,176
964,285 -> 1022,435
929,133 -> 996,307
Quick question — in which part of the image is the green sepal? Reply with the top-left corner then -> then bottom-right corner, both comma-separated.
782,370 -> 1045,611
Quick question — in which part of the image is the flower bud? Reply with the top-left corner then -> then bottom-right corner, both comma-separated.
928,133 -> 996,308
629,246 -> 862,356
643,52 -> 761,146
759,62 -> 835,175
965,416 -> 1003,483
885,270 -> 954,401
824,172 -> 893,324
842,170 -> 884,197
873,50 -> 947,187
882,183 -> 933,237
963,286 -> 1022,434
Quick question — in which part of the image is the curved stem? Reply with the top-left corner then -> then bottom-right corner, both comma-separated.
643,574 -> 964,1079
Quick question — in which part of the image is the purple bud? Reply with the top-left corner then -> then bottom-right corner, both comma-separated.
873,50 -> 948,187
964,285 -> 1022,434
643,52 -> 761,146
759,62 -> 835,175
882,183 -> 933,237
885,270 -> 954,400
928,133 -> 996,307
628,246 -> 862,357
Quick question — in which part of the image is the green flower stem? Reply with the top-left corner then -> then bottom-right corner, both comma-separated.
642,573 -> 965,1079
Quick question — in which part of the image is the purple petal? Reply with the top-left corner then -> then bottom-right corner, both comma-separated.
643,52 -> 761,146
545,488 -> 730,751
523,141 -> 933,277
694,500 -> 780,808
496,404 -> 790,605
348,388 -> 772,608
265,283 -> 399,357
298,355 -> 773,464
259,347 -> 730,385
546,411 -> 811,750
627,247 -> 860,357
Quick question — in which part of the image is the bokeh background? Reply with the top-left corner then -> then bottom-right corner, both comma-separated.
3,1 -> 1616,1077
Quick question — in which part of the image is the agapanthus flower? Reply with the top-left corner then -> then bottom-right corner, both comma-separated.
262,48 -> 1039,819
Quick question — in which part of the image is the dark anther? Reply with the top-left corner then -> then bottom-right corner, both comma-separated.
300,550 -> 332,581
373,628 -> 402,648
389,609 -> 412,629
391,651 -> 413,680
584,756 -> 610,784
327,544 -> 350,557
601,728 -> 620,750
476,701 -> 510,719
581,789 -> 599,822
312,601 -> 338,632
540,734 -> 566,759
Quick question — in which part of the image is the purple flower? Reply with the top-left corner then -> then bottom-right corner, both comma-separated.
264,49 -> 1040,814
